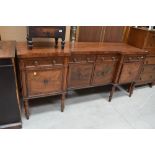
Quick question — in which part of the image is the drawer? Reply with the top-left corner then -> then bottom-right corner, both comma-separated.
144,56 -> 155,65
96,55 -> 119,63
141,65 -> 155,74
137,73 -> 155,83
69,55 -> 96,63
26,68 -> 63,96
124,55 -> 145,63
24,57 -> 64,67
29,27 -> 59,37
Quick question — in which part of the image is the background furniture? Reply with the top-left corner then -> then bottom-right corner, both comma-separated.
0,41 -> 21,128
75,26 -> 130,43
127,27 -> 155,87
27,26 -> 66,49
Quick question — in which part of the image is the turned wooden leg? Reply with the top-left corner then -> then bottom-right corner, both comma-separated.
61,93 -> 65,112
27,36 -> 33,49
109,85 -> 116,102
61,39 -> 65,49
24,99 -> 30,119
55,38 -> 58,48
129,82 -> 135,97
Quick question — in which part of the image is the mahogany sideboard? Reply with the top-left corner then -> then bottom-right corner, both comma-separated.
16,42 -> 148,119
0,41 -> 22,128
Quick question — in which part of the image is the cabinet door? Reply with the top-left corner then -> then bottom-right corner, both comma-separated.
118,62 -> 141,84
26,68 -> 63,96
92,61 -> 117,85
68,63 -> 94,89
137,72 -> 155,83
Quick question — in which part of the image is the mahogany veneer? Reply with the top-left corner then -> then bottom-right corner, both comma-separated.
16,42 -> 148,119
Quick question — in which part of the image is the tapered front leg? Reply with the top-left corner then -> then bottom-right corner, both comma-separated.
61,93 -> 65,112
128,83 -> 133,93
129,82 -> 135,97
27,36 -> 33,49
109,84 -> 116,102
24,99 -> 30,119
61,39 -> 65,49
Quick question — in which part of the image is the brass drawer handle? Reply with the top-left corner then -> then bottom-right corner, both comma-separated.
86,57 -> 93,63
33,72 -> 37,76
128,57 -> 132,61
112,57 -> 115,61
73,58 -> 77,62
34,61 -> 39,66
137,57 -> 140,60
102,57 -> 104,61
87,57 -> 90,62
52,60 -> 56,64
141,56 -> 144,59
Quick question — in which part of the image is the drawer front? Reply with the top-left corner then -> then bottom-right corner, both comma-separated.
92,61 -> 117,85
96,55 -> 119,63
144,56 -> 155,65
145,32 -> 155,48
118,62 -> 141,84
26,68 -> 63,96
68,63 -> 94,89
141,65 -> 155,74
124,55 -> 145,63
137,73 -> 155,83
69,55 -> 96,63
29,27 -> 59,37
24,57 -> 64,67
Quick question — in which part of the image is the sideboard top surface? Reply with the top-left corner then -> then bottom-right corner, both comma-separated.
16,42 -> 148,58
0,41 -> 16,59
16,42 -> 70,58
70,42 -> 147,55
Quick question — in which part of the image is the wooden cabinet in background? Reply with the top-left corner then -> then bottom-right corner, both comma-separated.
127,27 -> 155,86
78,26 -> 129,43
